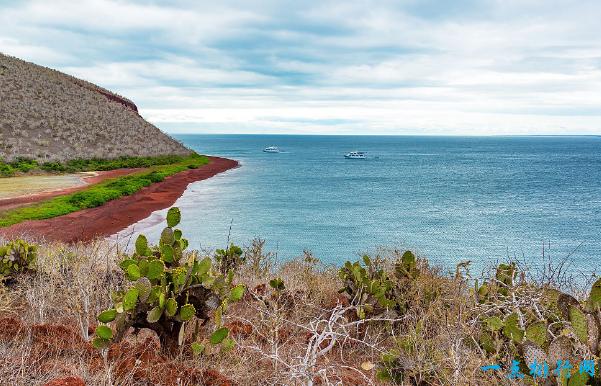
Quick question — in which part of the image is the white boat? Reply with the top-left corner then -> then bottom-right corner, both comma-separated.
263,146 -> 280,153
344,151 -> 366,159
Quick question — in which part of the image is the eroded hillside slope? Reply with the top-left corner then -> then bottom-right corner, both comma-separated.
0,53 -> 191,162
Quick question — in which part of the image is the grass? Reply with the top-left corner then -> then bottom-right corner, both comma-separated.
0,154 -> 191,177
0,154 -> 208,227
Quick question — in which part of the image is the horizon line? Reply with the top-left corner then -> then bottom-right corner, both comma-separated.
167,132 -> 601,138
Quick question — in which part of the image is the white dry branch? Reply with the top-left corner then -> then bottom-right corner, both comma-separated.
237,302 -> 405,386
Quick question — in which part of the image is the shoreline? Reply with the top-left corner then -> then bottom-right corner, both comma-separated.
0,156 -> 238,243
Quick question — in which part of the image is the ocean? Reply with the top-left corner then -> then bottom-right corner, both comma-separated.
114,135 -> 601,277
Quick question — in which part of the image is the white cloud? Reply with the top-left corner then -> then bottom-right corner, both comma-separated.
0,0 -> 600,135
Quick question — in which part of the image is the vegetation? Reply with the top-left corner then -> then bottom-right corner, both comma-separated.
0,239 -> 37,277
0,158 -> 39,177
0,154 -> 208,227
0,207 -> 600,385
94,208 -> 244,354
0,154 -> 191,177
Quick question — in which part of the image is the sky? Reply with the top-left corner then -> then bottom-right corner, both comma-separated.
1,0 -> 600,135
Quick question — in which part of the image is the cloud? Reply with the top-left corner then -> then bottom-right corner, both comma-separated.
1,0 -> 600,135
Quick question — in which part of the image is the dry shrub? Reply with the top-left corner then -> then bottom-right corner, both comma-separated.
0,237 -> 593,385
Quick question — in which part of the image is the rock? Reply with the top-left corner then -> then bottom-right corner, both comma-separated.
31,324 -> 85,352
225,321 -> 253,338
39,358 -> 79,376
43,376 -> 85,386
30,323 -> 90,360
0,316 -> 27,342
203,369 -> 236,386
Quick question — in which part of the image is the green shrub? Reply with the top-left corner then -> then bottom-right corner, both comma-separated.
40,161 -> 67,173
68,189 -> 122,208
0,163 -> 14,177
1,154 -> 194,177
0,158 -> 39,176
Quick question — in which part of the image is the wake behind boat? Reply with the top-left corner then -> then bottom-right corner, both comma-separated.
263,146 -> 280,153
344,151 -> 366,159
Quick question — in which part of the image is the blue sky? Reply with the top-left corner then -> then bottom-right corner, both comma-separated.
1,0 -> 600,135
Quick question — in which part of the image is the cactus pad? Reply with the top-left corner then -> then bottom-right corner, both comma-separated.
160,227 -> 175,246
146,260 -> 164,280
96,325 -> 113,340
210,327 -> 229,344
165,298 -> 178,317
179,304 -> 196,321
98,309 -> 117,323
166,207 -> 181,227
484,316 -> 504,332
558,293 -> 580,320
135,235 -> 148,256
478,331 -> 496,353
525,321 -> 547,346
126,264 -> 141,281
521,341 -> 547,367
123,287 -> 139,311
147,306 -> 163,323
568,305 -> 588,344
135,277 -> 152,302
547,336 -> 573,370
502,313 -> 524,344
589,279 -> 601,311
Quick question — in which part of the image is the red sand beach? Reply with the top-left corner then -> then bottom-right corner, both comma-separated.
0,156 -> 238,242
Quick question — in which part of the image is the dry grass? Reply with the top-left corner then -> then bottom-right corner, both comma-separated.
0,174 -> 87,200
0,238 -> 594,385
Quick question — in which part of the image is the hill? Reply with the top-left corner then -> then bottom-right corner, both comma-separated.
0,53 -> 191,162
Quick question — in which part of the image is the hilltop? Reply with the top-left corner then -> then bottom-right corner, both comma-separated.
0,53 -> 191,162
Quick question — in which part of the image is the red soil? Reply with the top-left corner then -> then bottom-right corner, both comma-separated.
0,168 -> 143,212
0,316 -> 235,386
43,376 -> 86,386
0,157 -> 238,242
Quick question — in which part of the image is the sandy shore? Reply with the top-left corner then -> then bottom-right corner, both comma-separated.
0,156 -> 238,242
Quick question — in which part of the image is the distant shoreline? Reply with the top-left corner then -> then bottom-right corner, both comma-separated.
0,156 -> 238,242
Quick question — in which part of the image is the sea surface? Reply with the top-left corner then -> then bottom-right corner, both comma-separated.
114,135 -> 601,277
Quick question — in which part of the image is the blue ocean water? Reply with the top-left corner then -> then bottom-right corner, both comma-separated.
115,135 -> 601,275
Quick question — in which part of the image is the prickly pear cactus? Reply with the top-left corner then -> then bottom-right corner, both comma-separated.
214,244 -> 244,274
0,239 -> 37,277
338,254 -> 398,319
588,279 -> 601,311
94,207 -> 245,354
568,306 -> 588,345
474,262 -> 601,384
394,251 -> 419,280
